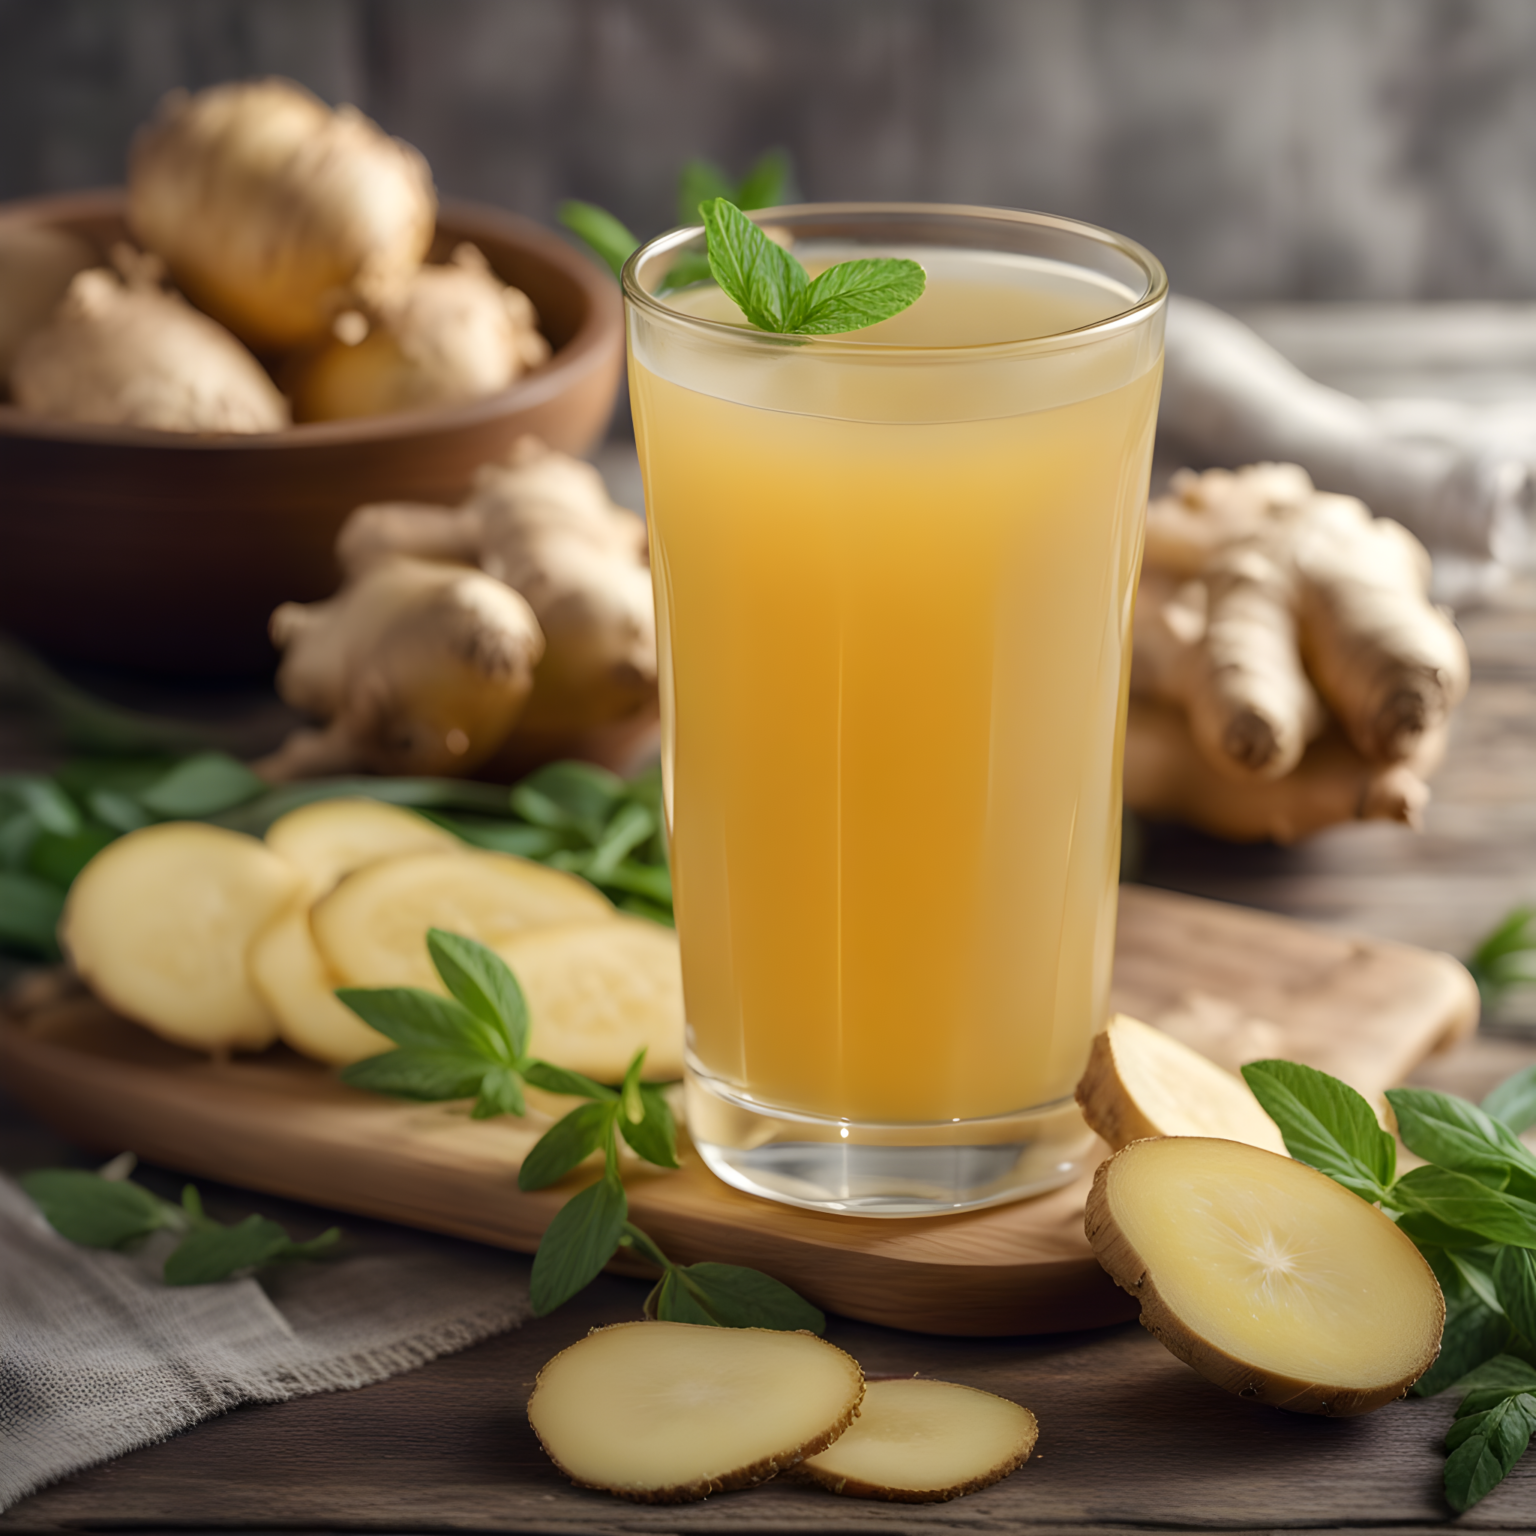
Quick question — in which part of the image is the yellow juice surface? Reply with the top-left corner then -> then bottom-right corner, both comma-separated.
632,250 -> 1162,1124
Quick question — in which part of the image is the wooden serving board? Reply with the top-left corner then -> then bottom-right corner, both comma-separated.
0,885 -> 1478,1337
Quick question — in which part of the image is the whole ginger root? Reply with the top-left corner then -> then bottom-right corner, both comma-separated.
1128,463 -> 1469,842
263,439 -> 658,780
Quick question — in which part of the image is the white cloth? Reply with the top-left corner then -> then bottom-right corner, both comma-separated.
0,1173 -> 531,1512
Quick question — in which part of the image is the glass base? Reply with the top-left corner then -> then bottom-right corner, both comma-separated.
685,1060 -> 1097,1217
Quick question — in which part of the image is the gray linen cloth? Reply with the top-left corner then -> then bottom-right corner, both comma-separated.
0,1172 -> 532,1511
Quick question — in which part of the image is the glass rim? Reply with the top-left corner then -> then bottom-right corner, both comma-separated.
621,200 -> 1168,358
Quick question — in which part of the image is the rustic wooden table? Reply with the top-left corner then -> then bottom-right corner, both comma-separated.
4,313 -> 1536,1533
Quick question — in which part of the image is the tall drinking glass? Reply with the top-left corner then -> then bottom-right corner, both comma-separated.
625,205 -> 1166,1216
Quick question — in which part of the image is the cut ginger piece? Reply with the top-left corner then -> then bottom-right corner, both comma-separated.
264,797 -> 459,899
798,1378 -> 1037,1502
1086,1136 -> 1444,1416
496,916 -> 684,1081
1075,1013 -> 1288,1155
248,901 -> 390,1066
311,847 -> 612,989
61,822 -> 300,1053
528,1321 -> 863,1503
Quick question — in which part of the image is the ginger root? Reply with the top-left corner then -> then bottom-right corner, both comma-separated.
259,555 -> 543,779
10,248 -> 290,434
128,78 -> 435,352
0,221 -> 95,382
1129,463 -> 1467,837
290,243 -> 549,421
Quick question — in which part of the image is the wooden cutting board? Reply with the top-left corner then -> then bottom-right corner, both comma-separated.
0,885 -> 1478,1337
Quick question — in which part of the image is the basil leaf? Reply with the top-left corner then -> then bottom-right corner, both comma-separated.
1444,1393 -> 1536,1512
619,1084 -> 680,1170
1495,1246 -> 1536,1344
518,1101 -> 616,1192
788,256 -> 927,335
0,870 -> 65,957
21,1169 -> 173,1248
426,929 -> 529,1058
1388,1087 -> 1536,1198
1486,1065 -> 1536,1136
677,1262 -> 826,1333
1241,1060 -> 1395,1200
702,197 -> 807,333
1467,907 -> 1536,1012
649,1267 -> 717,1325
529,1172 -> 628,1315
557,200 -> 639,281
340,1048 -> 491,1103
471,1064 -> 527,1120
163,1214 -> 293,1285
521,1060 -> 617,1100
138,752 -> 266,818
1395,1166 -> 1536,1249
1458,1355 -> 1536,1395
1398,1210 -> 1495,1250
733,147 -> 793,212
334,986 -> 500,1059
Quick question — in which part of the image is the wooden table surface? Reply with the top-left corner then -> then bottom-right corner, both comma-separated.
4,317 -> 1536,1533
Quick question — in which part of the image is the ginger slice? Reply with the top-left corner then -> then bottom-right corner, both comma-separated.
495,917 -> 684,1081
1075,1013 -> 1287,1155
1086,1137 -> 1444,1415
311,847 -> 613,989
798,1378 -> 1037,1502
61,822 -> 300,1054
527,1321 -> 863,1504
264,797 -> 461,900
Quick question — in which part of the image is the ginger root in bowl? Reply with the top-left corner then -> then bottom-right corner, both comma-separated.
1127,463 -> 1469,842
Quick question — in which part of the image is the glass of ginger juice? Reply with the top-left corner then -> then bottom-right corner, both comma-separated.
624,205 -> 1166,1215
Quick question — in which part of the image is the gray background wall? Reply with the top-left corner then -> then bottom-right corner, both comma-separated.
3,0 -> 1536,303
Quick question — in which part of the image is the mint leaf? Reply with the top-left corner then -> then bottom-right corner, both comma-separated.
335,986 -> 504,1062
673,1262 -> 826,1333
676,158 -> 733,225
521,1059 -> 617,1101
789,257 -> 927,336
518,1101 -> 616,1191
3,775 -> 81,836
340,1048 -> 490,1103
1241,1060 -> 1395,1200
21,1168 -> 174,1248
618,1083 -> 680,1170
1388,1087 -> 1536,1199
164,1214 -> 293,1285
138,752 -> 266,818
529,1171 -> 628,1315
470,1064 -> 526,1120
426,929 -> 529,1059
1445,1392 -> 1536,1512
1486,1065 -> 1536,1136
702,197 -> 807,333
558,200 -> 639,281
733,147 -> 793,212
514,762 -> 625,842
1394,1166 -> 1536,1249
649,1268 -> 717,1325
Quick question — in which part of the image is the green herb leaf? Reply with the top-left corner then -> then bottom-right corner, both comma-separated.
21,1168 -> 174,1248
1394,1165 -> 1536,1249
673,1262 -> 826,1333
163,1214 -> 294,1285
27,822 -> 116,887
733,147 -> 794,211
586,801 -> 656,883
789,256 -> 928,336
335,986 -> 503,1061
1467,907 -> 1536,1012
648,1267 -> 718,1325
529,1171 -> 629,1315
558,199 -> 640,281
518,1101 -> 616,1191
426,929 -> 529,1059
1495,1246 -> 1536,1343
1388,1087 -> 1536,1199
1445,1392 -> 1536,1512
340,1048 -> 491,1104
1240,1060 -> 1396,1201
0,809 -> 39,872
138,752 -> 267,818
421,811 -> 572,860
0,870 -> 65,958
516,761 -> 627,842
1458,1355 -> 1536,1395
521,1060 -> 618,1100
2,775 -> 81,837
676,158 -> 733,225
470,1064 -> 527,1120
619,1084 -> 680,1170
701,198 -> 808,333
620,1049 -> 646,1125
1486,1066 -> 1536,1136
86,788 -> 153,834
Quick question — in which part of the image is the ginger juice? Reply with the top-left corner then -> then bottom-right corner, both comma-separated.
625,207 -> 1166,1213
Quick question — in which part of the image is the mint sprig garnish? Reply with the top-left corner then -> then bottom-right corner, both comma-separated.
21,1163 -> 339,1285
1241,1058 -> 1536,1511
701,198 -> 925,336
339,929 -> 820,1330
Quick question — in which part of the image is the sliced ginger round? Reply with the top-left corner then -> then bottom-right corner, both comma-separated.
1076,1013 -> 1288,1155
311,847 -> 613,989
61,822 -> 300,1054
248,902 -> 391,1066
798,1378 -> 1037,1502
496,916 -> 684,1082
1086,1136 -> 1443,1416
264,797 -> 460,900
528,1321 -> 863,1504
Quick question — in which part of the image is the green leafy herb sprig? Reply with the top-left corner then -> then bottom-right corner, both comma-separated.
21,1159 -> 339,1285
337,929 -> 822,1331
1242,1058 -> 1536,1512
1468,905 -> 1536,1016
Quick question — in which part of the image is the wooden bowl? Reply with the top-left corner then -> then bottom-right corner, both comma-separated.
0,190 -> 624,679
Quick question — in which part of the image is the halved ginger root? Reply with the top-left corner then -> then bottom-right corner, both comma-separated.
289,243 -> 549,422
263,797 -> 461,901
311,847 -> 613,990
797,1379 -> 1037,1503
1076,1013 -> 1287,1155
528,1321 -> 863,1504
128,78 -> 435,351
1086,1137 -> 1444,1416
61,823 -> 300,1054
495,917 -> 685,1081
